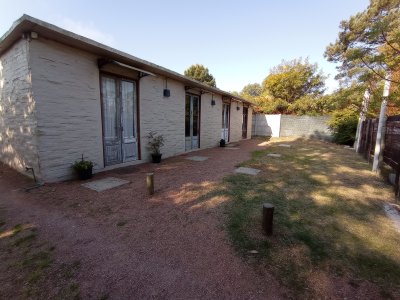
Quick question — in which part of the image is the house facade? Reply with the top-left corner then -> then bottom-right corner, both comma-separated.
0,15 -> 253,182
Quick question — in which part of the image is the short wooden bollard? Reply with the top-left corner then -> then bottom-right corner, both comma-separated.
146,173 -> 154,195
262,203 -> 274,236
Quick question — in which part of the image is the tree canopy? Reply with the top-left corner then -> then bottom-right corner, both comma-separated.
325,0 -> 400,85
184,64 -> 217,87
262,58 -> 326,104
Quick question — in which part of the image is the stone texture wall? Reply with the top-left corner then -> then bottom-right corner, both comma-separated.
280,115 -> 332,140
0,38 -> 40,176
252,114 -> 332,140
29,38 -> 103,181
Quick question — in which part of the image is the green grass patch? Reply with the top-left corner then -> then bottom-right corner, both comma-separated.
223,138 -> 400,298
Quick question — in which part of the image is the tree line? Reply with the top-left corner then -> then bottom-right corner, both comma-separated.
183,0 -> 400,144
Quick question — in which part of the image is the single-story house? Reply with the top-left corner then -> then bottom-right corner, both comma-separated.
0,15 -> 253,182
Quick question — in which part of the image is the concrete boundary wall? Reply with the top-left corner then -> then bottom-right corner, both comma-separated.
252,114 -> 332,140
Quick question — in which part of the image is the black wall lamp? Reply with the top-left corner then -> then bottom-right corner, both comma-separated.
236,103 -> 240,111
211,93 -> 215,106
163,78 -> 170,97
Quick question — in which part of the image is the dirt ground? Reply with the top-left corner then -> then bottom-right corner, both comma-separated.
0,139 -> 287,299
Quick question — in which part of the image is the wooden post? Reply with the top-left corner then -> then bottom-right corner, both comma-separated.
262,203 -> 274,236
146,173 -> 154,195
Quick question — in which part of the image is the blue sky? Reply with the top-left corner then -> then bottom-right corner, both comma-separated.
0,0 -> 369,93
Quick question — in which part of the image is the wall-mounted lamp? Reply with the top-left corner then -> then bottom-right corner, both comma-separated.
211,93 -> 215,106
163,78 -> 170,97
236,105 -> 240,111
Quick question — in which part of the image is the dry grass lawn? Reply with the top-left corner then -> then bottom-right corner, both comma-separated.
221,137 -> 400,298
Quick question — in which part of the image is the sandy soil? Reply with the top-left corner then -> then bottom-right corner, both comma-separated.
0,139 -> 287,299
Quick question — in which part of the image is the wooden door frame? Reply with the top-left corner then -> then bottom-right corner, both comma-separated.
99,72 -> 141,166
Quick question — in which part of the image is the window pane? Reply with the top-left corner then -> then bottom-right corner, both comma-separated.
185,95 -> 190,137
193,97 -> 198,136
101,77 -> 117,139
121,81 -> 136,139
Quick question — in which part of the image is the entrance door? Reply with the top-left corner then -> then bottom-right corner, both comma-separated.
101,75 -> 138,166
221,103 -> 230,141
242,106 -> 248,139
185,94 -> 200,151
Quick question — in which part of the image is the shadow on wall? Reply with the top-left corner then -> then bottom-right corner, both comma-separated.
0,58 -> 39,180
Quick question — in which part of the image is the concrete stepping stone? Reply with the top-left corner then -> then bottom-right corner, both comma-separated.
235,167 -> 261,176
82,177 -> 129,192
224,147 -> 240,150
267,153 -> 281,158
278,144 -> 292,148
384,204 -> 400,233
186,156 -> 209,161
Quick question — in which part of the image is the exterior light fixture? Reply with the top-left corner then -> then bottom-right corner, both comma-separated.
163,78 -> 170,97
211,94 -> 215,106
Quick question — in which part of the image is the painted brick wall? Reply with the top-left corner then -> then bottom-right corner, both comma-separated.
0,38 -> 40,176
29,38 -> 104,181
139,76 -> 186,160
229,101 -> 244,142
200,93 -> 223,148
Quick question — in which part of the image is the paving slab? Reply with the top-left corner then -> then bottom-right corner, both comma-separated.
278,144 -> 292,148
235,167 -> 261,176
267,153 -> 281,158
224,147 -> 240,150
186,156 -> 209,162
384,204 -> 400,233
82,177 -> 130,192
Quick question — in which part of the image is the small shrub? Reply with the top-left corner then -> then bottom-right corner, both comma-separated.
328,109 -> 359,145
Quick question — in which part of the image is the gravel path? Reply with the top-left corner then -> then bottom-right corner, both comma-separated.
0,139 -> 286,299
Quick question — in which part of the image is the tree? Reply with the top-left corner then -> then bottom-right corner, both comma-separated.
262,58 -> 326,104
325,0 -> 400,85
256,58 -> 326,114
184,64 -> 216,87
240,83 -> 262,100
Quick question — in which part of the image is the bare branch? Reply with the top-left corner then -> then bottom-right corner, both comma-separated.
359,57 -> 400,84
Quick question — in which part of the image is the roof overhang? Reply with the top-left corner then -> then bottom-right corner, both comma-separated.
0,14 -> 253,106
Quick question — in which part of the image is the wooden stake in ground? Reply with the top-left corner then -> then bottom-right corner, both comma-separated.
146,173 -> 154,195
262,203 -> 274,236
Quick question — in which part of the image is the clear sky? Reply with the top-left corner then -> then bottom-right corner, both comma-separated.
0,0 -> 370,94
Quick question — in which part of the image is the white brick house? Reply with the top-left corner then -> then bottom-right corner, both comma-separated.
0,15 -> 253,182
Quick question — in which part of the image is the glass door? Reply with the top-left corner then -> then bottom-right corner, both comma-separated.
221,103 -> 230,142
185,94 -> 200,151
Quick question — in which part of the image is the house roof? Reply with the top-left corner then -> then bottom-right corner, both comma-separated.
0,15 -> 252,105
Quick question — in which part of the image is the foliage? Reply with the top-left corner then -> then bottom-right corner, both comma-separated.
72,156 -> 93,171
184,64 -> 217,87
240,83 -> 262,101
146,131 -> 164,154
328,108 -> 359,145
262,58 -> 326,104
325,0 -> 400,85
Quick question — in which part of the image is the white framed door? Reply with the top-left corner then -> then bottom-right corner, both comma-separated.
101,75 -> 138,166
185,94 -> 200,151
221,103 -> 230,141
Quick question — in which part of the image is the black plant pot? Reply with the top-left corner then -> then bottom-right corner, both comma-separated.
220,139 -> 226,147
77,167 -> 93,180
151,153 -> 162,163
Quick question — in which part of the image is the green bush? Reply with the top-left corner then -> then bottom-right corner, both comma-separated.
328,109 -> 359,145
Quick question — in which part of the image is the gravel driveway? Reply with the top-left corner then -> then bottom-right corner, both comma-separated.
0,139 -> 286,299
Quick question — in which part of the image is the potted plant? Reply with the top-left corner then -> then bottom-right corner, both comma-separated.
147,131 -> 165,163
220,139 -> 226,147
72,155 -> 94,180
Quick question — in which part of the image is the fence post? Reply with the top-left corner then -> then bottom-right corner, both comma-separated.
372,77 -> 391,173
